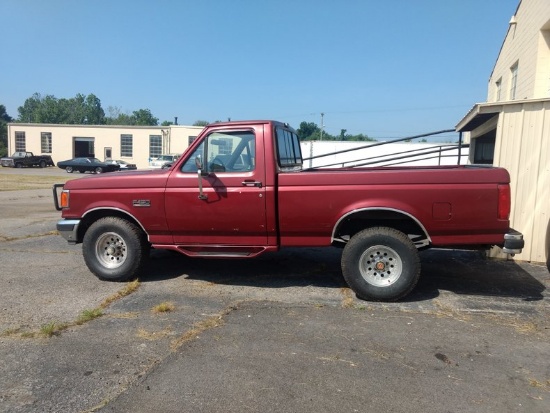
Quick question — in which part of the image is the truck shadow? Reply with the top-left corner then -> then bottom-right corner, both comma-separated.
412,249 -> 547,302
142,247 -> 547,303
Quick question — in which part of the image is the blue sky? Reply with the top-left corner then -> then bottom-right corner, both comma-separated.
1,0 -> 518,140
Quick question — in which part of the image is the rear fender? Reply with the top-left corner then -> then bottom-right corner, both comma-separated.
332,207 -> 431,248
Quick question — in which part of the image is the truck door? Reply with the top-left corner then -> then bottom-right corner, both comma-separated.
165,126 -> 267,246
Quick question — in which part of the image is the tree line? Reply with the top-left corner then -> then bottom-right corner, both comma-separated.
0,93 -> 374,157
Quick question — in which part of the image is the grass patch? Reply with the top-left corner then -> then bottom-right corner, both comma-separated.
77,308 -> 104,325
152,301 -> 176,314
0,172 -> 67,191
170,315 -> 224,351
137,327 -> 173,341
0,230 -> 59,243
0,327 -> 22,337
529,378 -> 550,391
2,280 -> 141,340
100,279 -> 141,308
39,321 -> 69,337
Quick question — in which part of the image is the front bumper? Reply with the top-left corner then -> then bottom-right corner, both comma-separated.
57,219 -> 81,244
502,229 -> 524,255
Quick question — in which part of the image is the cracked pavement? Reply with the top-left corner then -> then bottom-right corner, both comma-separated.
1,174 -> 549,413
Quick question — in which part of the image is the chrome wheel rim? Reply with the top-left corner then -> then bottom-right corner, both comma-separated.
359,245 -> 402,287
95,232 -> 127,269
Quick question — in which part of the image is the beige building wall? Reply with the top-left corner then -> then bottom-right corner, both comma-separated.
459,0 -> 550,267
491,99 -> 550,264
6,124 -> 204,169
488,0 -> 550,102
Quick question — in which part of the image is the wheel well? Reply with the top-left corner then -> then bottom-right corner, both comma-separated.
77,209 -> 146,243
332,209 -> 429,248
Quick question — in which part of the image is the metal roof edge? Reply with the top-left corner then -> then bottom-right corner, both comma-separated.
456,97 -> 550,132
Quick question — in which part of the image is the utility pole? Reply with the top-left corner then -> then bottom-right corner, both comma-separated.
320,112 -> 324,141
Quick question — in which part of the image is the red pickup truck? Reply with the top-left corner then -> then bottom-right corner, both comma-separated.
53,120 -> 524,301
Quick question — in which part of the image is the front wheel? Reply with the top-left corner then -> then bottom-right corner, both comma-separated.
95,167 -> 103,174
66,166 -> 73,173
82,217 -> 150,281
341,227 -> 421,302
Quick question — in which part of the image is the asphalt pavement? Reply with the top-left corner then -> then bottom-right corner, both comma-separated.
0,168 -> 549,413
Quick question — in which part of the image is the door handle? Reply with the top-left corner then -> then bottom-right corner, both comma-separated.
242,180 -> 263,188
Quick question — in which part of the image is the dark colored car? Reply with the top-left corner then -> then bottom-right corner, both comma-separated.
57,157 -> 120,174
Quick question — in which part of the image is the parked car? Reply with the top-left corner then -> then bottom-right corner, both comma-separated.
105,159 -> 137,170
149,154 -> 180,169
57,157 -> 120,174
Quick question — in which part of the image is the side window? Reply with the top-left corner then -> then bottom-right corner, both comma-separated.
275,128 -> 302,169
181,131 -> 256,173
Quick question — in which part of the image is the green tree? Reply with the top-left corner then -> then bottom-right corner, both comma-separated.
105,106 -> 133,125
17,93 -> 42,123
17,93 -> 105,124
296,121 -> 320,141
0,104 -> 13,157
132,108 -> 158,126
193,120 -> 209,127
105,106 -> 158,126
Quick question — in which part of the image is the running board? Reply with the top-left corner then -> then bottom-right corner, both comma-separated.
177,245 -> 267,258
150,244 -> 270,258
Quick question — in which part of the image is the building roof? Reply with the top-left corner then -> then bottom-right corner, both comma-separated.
455,97 -> 550,132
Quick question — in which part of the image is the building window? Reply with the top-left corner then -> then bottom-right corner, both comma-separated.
121,134 -> 133,157
188,136 -> 197,146
149,135 -> 162,158
40,132 -> 52,153
510,62 -> 519,100
15,132 -> 26,152
495,78 -> 502,101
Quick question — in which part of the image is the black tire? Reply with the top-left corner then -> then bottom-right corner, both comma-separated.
39,160 -> 46,168
341,227 -> 421,302
82,217 -> 150,281
95,167 -> 103,174
15,162 -> 22,168
66,166 -> 73,173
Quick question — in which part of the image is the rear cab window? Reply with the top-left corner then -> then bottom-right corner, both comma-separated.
275,127 -> 302,171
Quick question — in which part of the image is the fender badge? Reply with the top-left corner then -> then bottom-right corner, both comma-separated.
133,200 -> 151,207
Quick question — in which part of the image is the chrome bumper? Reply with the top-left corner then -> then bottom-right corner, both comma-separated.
502,229 -> 524,255
57,219 -> 81,244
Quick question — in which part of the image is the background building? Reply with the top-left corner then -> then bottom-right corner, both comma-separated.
457,0 -> 549,267
6,123 -> 204,169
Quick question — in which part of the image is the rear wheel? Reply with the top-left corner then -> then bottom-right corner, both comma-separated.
341,227 -> 421,301
95,167 -> 103,174
39,160 -> 46,168
83,217 -> 150,281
